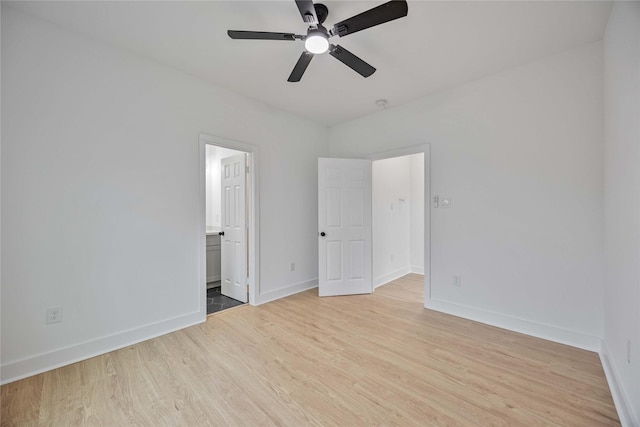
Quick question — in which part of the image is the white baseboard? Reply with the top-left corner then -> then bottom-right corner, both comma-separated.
1,311 -> 205,385
374,266 -> 412,289
410,265 -> 424,275
600,340 -> 638,427
255,279 -> 318,305
425,297 -> 601,352
2,280 -> 319,384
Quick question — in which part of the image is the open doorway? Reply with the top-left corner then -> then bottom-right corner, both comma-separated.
199,133 -> 259,316
316,145 -> 429,303
370,145 -> 430,305
205,145 -> 247,314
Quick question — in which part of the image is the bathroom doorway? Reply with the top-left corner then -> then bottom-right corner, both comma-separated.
199,133 -> 259,316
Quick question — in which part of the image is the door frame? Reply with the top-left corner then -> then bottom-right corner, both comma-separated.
368,144 -> 431,307
199,133 -> 260,311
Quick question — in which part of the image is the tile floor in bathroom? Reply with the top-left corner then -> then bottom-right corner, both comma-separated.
206,283 -> 245,314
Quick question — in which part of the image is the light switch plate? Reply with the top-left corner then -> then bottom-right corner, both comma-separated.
441,198 -> 451,208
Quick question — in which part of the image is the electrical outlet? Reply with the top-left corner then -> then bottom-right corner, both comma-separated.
289,262 -> 295,272
453,275 -> 462,287
628,340 -> 632,364
46,306 -> 62,324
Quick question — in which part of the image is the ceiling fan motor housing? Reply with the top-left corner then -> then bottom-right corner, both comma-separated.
314,3 -> 329,24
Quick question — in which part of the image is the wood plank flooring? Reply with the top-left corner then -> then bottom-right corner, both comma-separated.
1,274 -> 620,426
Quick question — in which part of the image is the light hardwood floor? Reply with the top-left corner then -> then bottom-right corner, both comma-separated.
1,274 -> 620,426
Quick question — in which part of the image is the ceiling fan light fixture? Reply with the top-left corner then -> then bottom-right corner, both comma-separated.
305,31 -> 329,54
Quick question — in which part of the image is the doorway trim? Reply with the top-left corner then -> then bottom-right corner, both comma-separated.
199,133 -> 260,311
368,144 -> 431,308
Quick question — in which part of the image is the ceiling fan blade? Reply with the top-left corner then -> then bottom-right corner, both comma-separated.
288,51 -> 314,82
228,30 -> 298,41
331,0 -> 408,37
295,0 -> 318,25
329,44 -> 376,78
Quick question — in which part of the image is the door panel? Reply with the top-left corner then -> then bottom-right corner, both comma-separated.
326,241 -> 343,281
326,188 -> 342,226
346,188 -> 364,225
318,158 -> 372,297
349,240 -> 365,279
221,153 -> 248,303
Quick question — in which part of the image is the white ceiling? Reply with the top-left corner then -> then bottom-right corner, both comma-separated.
7,1 -> 612,126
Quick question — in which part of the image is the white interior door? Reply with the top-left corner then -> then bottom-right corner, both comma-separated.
318,158 -> 372,297
221,153 -> 247,303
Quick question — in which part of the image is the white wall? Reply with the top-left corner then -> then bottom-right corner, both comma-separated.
603,2 -> 640,425
0,7 -> 328,383
330,42 -> 604,350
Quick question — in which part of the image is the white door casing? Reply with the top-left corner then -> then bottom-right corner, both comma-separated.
221,154 -> 248,303
318,158 -> 372,297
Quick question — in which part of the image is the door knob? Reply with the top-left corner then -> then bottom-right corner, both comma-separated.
218,231 -> 225,236
320,232 -> 326,237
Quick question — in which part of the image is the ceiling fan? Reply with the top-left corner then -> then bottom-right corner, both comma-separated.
228,0 -> 408,82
